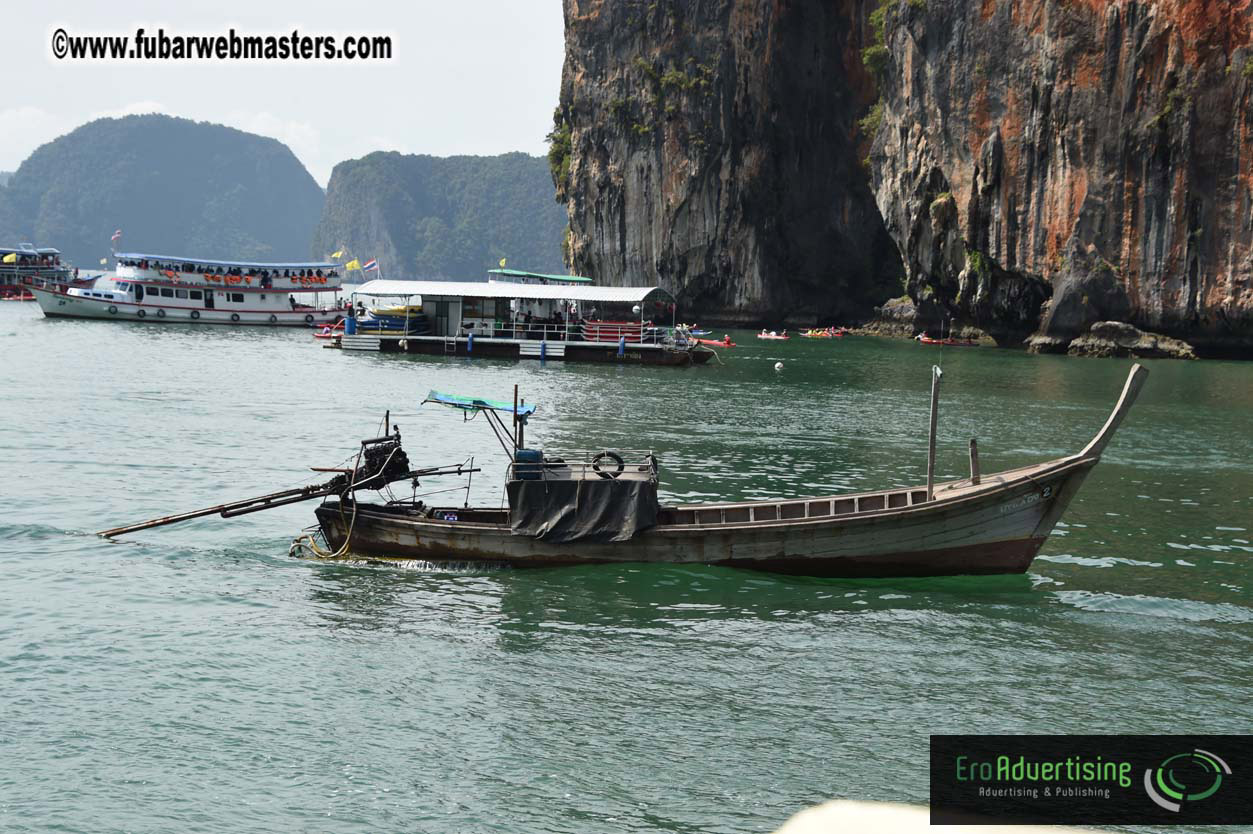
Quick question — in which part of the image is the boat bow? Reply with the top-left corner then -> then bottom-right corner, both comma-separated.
1077,363 -> 1149,460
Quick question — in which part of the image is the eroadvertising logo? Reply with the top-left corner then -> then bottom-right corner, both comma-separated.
930,735 -> 1252,825
1143,749 -> 1230,812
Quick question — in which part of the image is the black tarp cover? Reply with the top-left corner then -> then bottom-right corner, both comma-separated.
506,478 -> 658,543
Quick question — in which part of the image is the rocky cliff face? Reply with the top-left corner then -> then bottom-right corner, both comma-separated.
555,0 -> 902,325
870,0 -> 1253,354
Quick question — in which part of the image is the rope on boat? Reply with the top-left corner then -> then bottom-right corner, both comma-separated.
697,344 -> 724,365
288,442 -> 401,560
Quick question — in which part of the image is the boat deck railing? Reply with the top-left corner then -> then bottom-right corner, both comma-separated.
461,321 -> 691,346
508,449 -> 658,482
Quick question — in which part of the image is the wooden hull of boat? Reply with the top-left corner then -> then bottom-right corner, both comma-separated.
314,457 -> 1093,577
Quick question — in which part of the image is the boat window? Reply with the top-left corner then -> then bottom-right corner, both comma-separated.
463,298 -> 488,318
160,288 -> 174,298
175,289 -> 188,299
116,282 -> 129,291
260,294 -> 266,300
189,290 -> 203,300
229,292 -> 244,303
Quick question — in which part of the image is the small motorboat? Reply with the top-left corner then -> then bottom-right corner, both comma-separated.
917,334 -> 979,347
356,305 -> 431,335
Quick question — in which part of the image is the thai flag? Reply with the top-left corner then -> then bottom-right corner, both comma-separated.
111,229 -> 122,241
362,259 -> 379,271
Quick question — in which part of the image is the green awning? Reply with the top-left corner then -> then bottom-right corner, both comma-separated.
423,390 -> 537,417
488,268 -> 592,284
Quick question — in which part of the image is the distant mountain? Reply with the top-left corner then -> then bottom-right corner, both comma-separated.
312,151 -> 566,279
0,115 -> 323,267
0,172 -> 11,187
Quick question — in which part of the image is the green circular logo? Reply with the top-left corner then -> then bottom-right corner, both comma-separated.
1144,749 -> 1231,812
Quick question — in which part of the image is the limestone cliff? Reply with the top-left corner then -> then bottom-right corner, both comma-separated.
314,152 -> 567,278
555,0 -> 902,325
869,0 -> 1253,354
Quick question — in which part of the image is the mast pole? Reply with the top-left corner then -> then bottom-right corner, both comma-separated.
926,365 -> 943,501
518,398 -> 525,449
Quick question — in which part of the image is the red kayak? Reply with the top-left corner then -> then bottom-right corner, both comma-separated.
697,338 -> 736,347
314,321 -> 345,339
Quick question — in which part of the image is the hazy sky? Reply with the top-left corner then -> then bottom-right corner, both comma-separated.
4,0 -> 565,185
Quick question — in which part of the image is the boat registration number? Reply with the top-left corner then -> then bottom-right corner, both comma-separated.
999,485 -> 1053,515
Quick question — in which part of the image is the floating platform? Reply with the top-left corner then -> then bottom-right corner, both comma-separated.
334,332 -> 711,366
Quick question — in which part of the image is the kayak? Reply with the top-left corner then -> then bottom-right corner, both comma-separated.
757,334 -> 790,340
314,322 -> 345,339
918,335 -> 979,346
697,338 -> 735,347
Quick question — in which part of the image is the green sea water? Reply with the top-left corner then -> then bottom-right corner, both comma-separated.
0,303 -> 1249,833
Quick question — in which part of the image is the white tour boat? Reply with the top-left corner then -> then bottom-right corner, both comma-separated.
1,244 -> 81,299
30,252 -> 346,327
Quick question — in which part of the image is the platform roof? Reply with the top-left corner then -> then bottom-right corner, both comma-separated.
487,268 -> 593,284
115,252 -> 337,269
353,279 -> 671,305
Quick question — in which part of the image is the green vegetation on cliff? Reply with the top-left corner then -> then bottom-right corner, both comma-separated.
546,108 -> 572,201
0,115 -> 323,266
313,151 -> 567,278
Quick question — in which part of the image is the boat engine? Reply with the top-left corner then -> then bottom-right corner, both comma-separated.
329,432 -> 411,493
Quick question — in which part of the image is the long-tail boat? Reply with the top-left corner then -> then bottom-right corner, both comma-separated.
311,366 -> 1147,577
99,365 -> 1147,579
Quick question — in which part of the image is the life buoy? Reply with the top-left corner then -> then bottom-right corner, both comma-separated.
156,309 -> 166,318
304,313 -> 314,324
137,309 -> 147,318
269,314 -> 278,323
591,451 -> 625,480
190,310 -> 200,320
107,305 -> 118,315
231,313 -> 240,323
